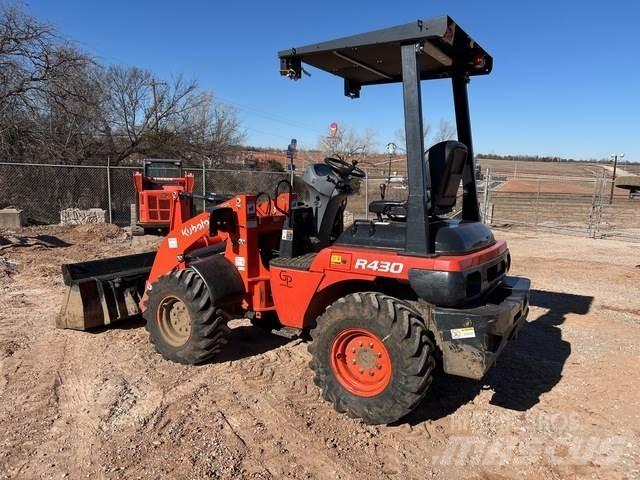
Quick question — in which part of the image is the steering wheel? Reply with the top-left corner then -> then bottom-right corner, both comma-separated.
324,157 -> 366,178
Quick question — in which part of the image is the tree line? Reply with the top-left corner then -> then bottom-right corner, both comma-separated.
475,153 -> 627,164
0,3 -> 244,167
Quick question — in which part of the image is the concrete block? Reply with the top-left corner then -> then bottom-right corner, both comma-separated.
0,208 -> 25,228
60,208 -> 107,225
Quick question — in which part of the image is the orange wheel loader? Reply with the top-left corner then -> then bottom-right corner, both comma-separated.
58,16 -> 530,424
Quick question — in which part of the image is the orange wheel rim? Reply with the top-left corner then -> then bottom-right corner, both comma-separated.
330,328 -> 392,397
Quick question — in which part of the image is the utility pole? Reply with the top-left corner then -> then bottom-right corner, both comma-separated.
149,79 -> 167,129
386,142 -> 397,182
609,152 -> 624,204
382,142 -> 397,200
286,139 -> 297,186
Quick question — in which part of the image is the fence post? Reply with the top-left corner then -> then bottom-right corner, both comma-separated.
364,169 -> 368,220
587,177 -> 600,238
534,179 -> 540,226
482,168 -> 491,223
106,156 -> 113,224
201,159 -> 206,211
596,175 -> 605,238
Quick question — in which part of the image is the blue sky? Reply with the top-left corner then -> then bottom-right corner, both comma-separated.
25,0 -> 639,161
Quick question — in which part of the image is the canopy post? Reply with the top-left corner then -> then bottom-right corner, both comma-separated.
452,73 -> 480,222
401,43 -> 431,256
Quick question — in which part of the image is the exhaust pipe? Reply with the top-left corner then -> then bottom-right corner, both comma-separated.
57,252 -> 155,330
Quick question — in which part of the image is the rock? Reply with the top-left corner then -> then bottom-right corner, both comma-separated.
59,208 -> 107,225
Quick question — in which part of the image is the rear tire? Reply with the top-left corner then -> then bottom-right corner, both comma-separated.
308,292 -> 436,424
144,268 -> 230,364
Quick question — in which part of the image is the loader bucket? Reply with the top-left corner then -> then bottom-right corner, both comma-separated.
57,252 -> 156,330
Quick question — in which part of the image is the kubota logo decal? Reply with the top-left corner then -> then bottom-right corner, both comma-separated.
181,219 -> 209,237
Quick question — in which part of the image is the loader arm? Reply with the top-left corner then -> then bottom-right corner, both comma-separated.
142,209 -> 225,309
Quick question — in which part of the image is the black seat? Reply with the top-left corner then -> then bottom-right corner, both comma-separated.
367,140 -> 467,220
428,140 -> 467,214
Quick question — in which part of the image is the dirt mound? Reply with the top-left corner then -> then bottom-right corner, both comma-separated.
65,223 -> 124,241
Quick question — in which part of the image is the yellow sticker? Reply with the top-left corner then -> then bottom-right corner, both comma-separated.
451,327 -> 476,340
330,254 -> 343,265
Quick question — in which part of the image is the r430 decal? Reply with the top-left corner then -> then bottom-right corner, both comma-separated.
354,259 -> 404,274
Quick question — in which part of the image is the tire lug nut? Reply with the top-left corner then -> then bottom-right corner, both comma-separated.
369,370 -> 375,376
351,348 -> 356,353
359,368 -> 364,374
359,342 -> 363,347
376,364 -> 382,370
369,343 -> 374,348
352,359 -> 357,365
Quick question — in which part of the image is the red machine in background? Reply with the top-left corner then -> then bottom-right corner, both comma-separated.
132,159 -> 194,235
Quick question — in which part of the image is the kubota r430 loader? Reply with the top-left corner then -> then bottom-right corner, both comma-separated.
58,16 -> 530,424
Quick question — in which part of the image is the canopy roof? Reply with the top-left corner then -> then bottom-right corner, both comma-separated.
279,16 -> 492,86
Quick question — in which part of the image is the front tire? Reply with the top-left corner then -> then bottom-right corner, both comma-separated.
308,292 -> 436,424
144,268 -> 230,364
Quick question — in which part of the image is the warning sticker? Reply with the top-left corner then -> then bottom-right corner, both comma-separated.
281,229 -> 293,241
168,238 -> 178,249
235,256 -> 246,271
450,327 -> 476,340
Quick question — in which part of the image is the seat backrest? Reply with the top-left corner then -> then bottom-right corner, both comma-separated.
426,140 -> 468,214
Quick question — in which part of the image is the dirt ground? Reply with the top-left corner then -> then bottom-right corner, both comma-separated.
0,224 -> 638,479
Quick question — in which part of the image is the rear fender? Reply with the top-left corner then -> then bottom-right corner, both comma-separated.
145,211 -> 221,288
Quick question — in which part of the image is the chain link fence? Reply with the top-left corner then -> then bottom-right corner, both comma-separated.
0,161 -> 291,226
0,161 -> 638,241
478,169 -> 640,241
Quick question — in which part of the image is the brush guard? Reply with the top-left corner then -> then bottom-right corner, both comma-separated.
57,252 -> 155,330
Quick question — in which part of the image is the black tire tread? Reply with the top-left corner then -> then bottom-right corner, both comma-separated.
308,292 -> 436,424
143,269 -> 230,365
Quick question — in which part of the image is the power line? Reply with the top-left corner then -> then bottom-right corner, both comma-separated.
244,126 -> 296,143
216,96 -> 319,134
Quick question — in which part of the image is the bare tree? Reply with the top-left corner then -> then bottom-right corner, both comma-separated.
99,66 -> 211,163
394,118 -> 457,152
317,125 -> 377,161
0,3 -> 245,166
0,4 -> 92,111
394,121 -> 432,152
0,3 -> 99,164
432,119 -> 457,143
174,92 -> 245,166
